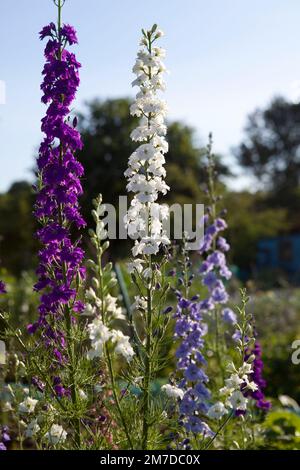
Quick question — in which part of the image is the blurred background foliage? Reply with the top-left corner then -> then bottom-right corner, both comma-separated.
2,95 -> 299,276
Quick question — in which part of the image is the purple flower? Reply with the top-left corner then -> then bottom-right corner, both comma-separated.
185,416 -> 213,436
203,271 -> 217,288
197,200 -> 232,323
39,22 -> 56,40
243,340 -> 271,411
0,426 -> 10,451
211,285 -> 229,304
222,308 -> 237,324
217,236 -> 230,252
185,364 -> 208,382
0,281 -> 6,294
60,24 -> 78,45
30,21 -> 85,381
173,288 -> 211,440
215,218 -> 227,231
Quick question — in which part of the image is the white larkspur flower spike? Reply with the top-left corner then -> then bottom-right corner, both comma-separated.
125,25 -> 170,257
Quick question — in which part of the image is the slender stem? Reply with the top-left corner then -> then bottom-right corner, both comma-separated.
105,345 -> 133,449
142,255 -> 152,450
203,411 -> 233,450
96,239 -> 133,448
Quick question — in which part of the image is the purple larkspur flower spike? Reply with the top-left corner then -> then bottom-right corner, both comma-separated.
30,22 -> 85,356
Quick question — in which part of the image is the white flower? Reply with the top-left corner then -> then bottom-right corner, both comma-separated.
111,330 -> 135,362
19,397 -> 38,414
161,384 -> 184,400
207,402 -> 228,420
86,287 -> 97,301
87,318 -> 112,359
238,362 -> 253,376
78,389 -> 88,400
225,374 -> 244,390
2,401 -> 13,412
142,267 -> 152,279
127,258 -> 145,274
105,294 -> 124,320
228,391 -> 248,411
45,424 -> 67,446
132,295 -> 147,311
155,29 -> 164,38
81,303 -> 96,317
219,386 -> 234,397
244,379 -> 258,392
125,25 -> 170,256
25,419 -> 40,438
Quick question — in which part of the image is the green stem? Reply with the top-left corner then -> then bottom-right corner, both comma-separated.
203,411 -> 233,450
105,345 -> 133,449
142,255 -> 152,450
96,241 -> 133,448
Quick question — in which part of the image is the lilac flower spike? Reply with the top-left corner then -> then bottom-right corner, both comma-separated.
198,137 -> 232,319
28,21 -> 85,342
173,246 -> 213,442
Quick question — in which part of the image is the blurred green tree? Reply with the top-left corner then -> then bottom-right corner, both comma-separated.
234,97 -> 300,220
0,181 -> 37,275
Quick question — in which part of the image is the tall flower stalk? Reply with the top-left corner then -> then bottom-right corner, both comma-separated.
29,0 -> 85,447
198,135 -> 234,382
124,24 -> 170,449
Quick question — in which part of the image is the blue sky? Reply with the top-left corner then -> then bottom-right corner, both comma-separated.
1,0 -> 300,191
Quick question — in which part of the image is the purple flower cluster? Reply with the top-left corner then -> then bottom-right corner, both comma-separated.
199,213 -> 236,323
0,281 -> 6,295
28,24 -> 85,342
0,426 -> 10,451
243,341 -> 271,410
174,292 -> 213,438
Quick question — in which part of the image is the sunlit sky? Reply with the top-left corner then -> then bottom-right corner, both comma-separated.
1,0 -> 300,191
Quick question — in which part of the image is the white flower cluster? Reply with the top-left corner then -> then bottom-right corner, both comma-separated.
124,25 -> 170,257
207,361 -> 258,420
85,195 -> 135,364
161,383 -> 185,400
220,361 -> 257,415
87,317 -> 134,363
84,289 -> 125,321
